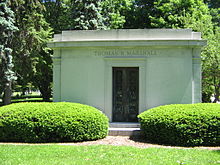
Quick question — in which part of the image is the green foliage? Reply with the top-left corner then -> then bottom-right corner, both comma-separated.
101,0 -> 133,29
32,47 -> 52,101
42,0 -> 72,33
140,0 -> 211,29
138,103 -> 220,146
204,0 -> 220,9
42,0 -> 132,30
177,1 -> 219,103
0,0 -> 18,105
180,6 -> 220,103
70,0 -> 106,30
9,0 -> 53,101
124,0 -> 213,29
0,102 -> 109,142
201,28 -> 220,103
124,0 -> 153,28
0,48 -> 16,90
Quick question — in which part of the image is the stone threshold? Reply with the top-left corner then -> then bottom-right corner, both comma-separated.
108,122 -> 141,136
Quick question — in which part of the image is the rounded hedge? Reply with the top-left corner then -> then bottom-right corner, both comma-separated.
0,102 -> 109,142
138,103 -> 220,146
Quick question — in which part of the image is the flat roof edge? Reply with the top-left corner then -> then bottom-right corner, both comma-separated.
52,29 -> 204,42
48,40 -> 207,48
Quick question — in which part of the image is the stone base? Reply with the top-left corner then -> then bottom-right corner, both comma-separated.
108,122 -> 141,136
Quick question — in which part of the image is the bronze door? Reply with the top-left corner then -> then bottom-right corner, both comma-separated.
113,67 -> 139,122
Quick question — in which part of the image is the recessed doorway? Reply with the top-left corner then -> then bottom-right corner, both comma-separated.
112,67 -> 139,122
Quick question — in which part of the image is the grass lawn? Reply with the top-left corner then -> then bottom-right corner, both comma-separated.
0,92 -> 44,105
11,98 -> 43,102
0,145 -> 219,165
0,97 -> 53,106
0,98 -> 44,106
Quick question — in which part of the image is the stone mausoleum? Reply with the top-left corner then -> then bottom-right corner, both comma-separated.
48,29 -> 206,122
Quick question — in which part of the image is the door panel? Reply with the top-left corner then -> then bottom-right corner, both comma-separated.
113,67 -> 139,122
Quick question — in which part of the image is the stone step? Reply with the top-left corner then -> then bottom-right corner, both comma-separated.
109,122 -> 140,128
108,122 -> 141,136
108,127 -> 141,136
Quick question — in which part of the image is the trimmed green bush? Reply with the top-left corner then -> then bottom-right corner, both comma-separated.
138,103 -> 220,146
0,102 -> 109,142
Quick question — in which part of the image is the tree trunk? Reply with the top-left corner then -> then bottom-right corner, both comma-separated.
213,82 -> 220,103
3,82 -> 12,105
39,86 -> 51,102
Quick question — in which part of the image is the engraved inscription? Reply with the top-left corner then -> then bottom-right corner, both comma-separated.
94,49 -> 157,57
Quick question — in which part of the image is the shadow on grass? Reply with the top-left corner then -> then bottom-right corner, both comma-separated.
129,135 -> 169,146
212,150 -> 220,153
129,134 -> 220,149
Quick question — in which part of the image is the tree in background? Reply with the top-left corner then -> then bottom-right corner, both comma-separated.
32,47 -> 53,102
124,0 -> 154,28
201,27 -> 220,102
70,0 -> 106,30
9,0 -> 53,101
203,0 -> 220,102
0,0 -> 18,105
101,0 -> 133,29
204,0 -> 220,27
124,0 -> 212,29
42,0 -> 133,31
42,0 -> 71,33
179,0 -> 220,103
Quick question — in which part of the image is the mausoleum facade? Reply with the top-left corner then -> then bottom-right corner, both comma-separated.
48,29 -> 206,122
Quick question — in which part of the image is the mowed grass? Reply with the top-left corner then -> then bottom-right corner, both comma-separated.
0,145 -> 219,165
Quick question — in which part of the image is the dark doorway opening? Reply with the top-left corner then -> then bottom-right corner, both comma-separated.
112,67 -> 139,122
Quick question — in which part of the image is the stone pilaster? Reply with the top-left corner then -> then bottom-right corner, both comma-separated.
192,48 -> 202,103
53,49 -> 61,102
